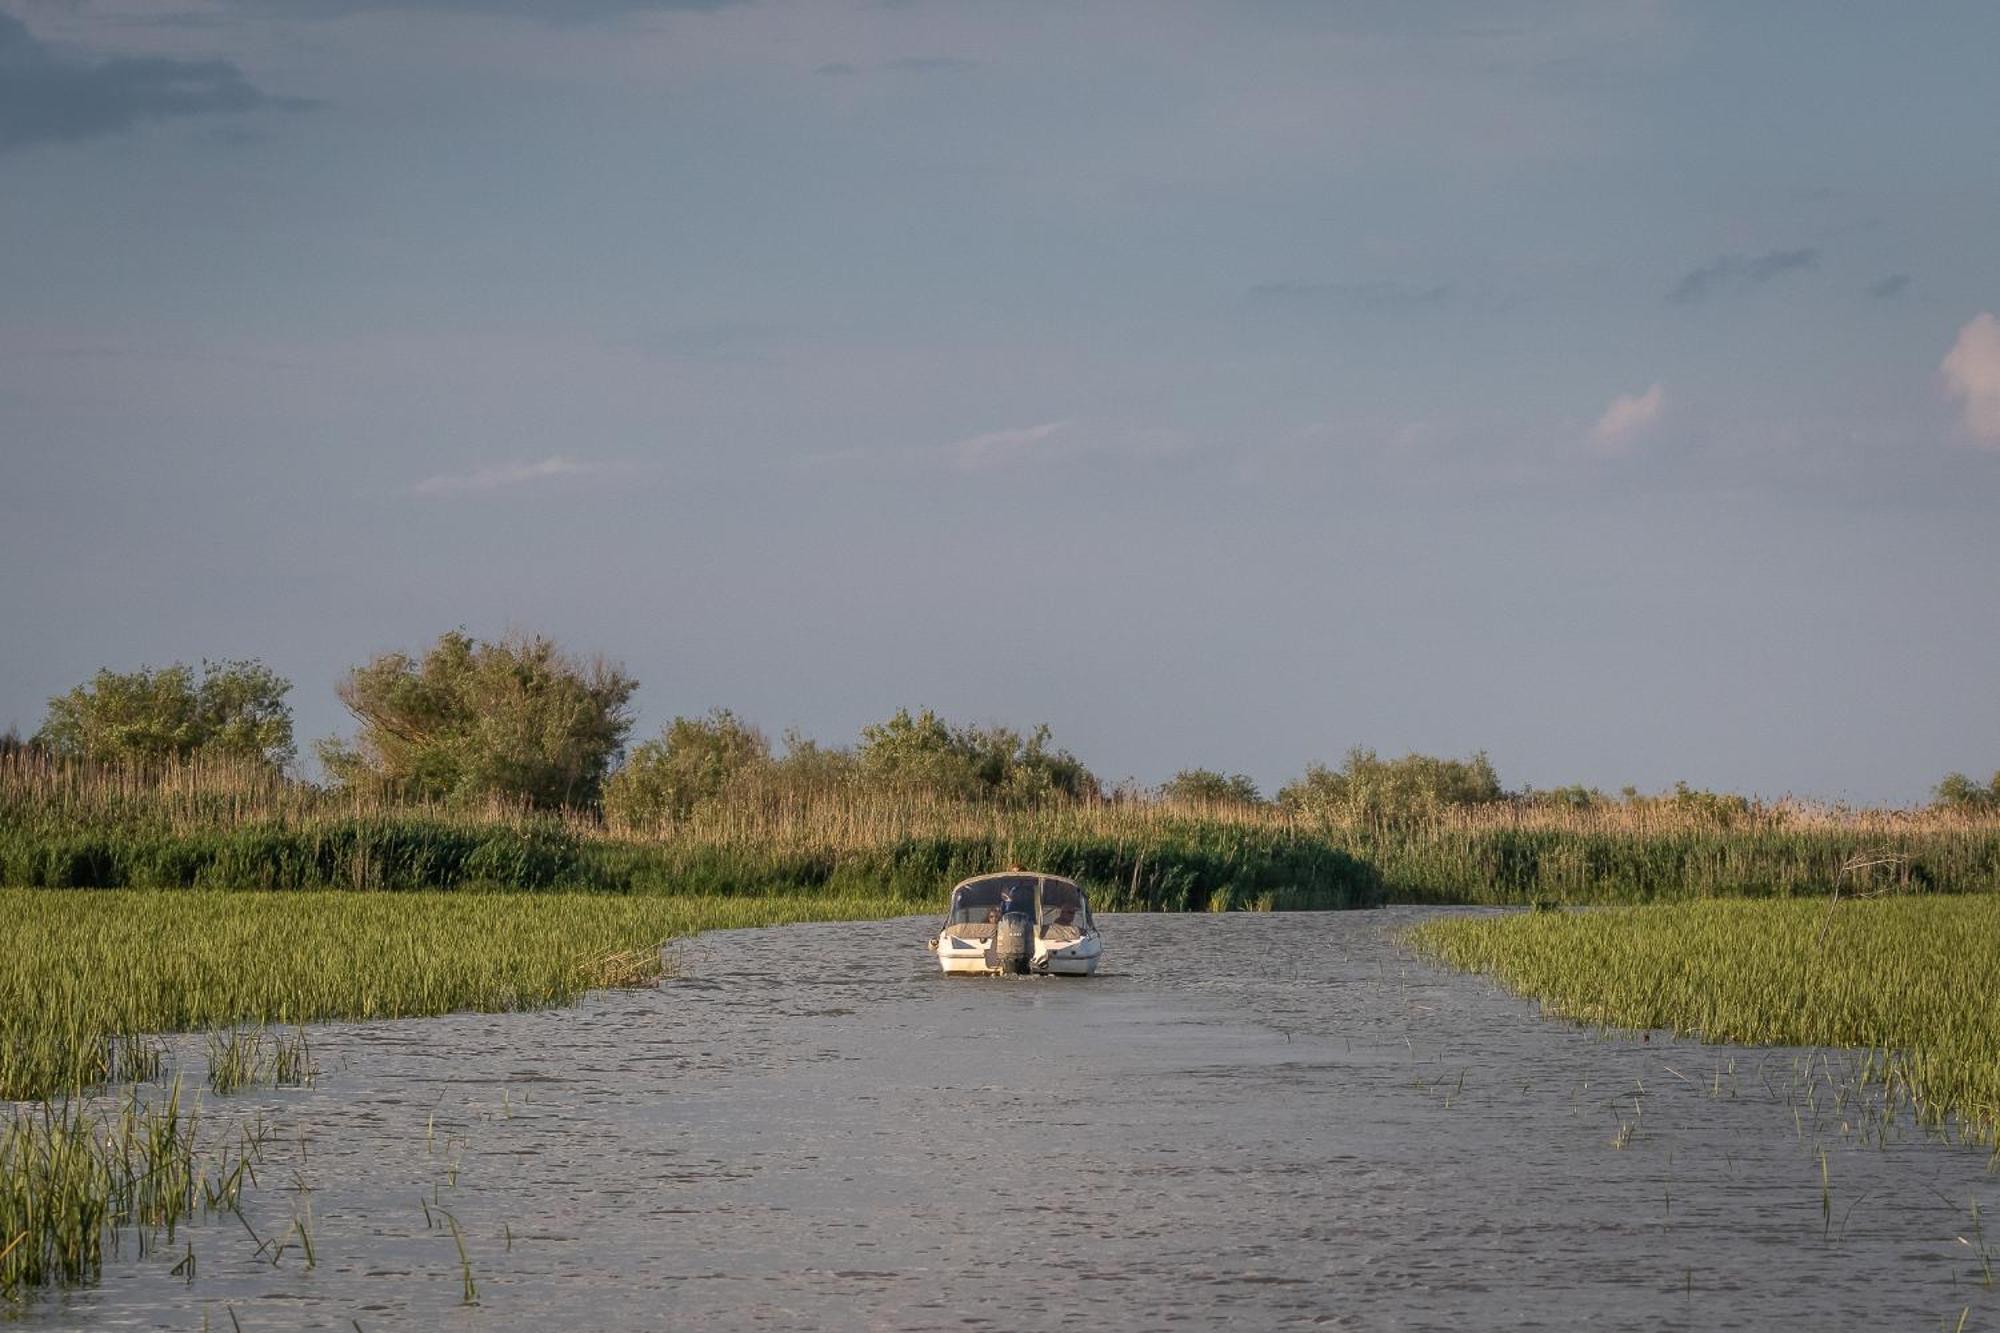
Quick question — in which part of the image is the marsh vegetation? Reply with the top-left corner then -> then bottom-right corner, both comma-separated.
7,634 -> 2000,1310
1408,896 -> 2000,1145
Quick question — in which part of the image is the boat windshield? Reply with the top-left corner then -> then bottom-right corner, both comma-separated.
946,874 -> 1090,929
1034,878 -> 1091,931
947,875 -> 1034,925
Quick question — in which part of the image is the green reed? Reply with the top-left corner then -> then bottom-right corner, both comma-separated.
0,1081 -> 243,1298
0,888 -> 915,1104
7,752 -> 1998,907
1408,896 -> 2000,1144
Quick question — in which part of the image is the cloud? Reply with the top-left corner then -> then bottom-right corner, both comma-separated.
1867,273 -> 1912,301
946,421 -> 1071,471
1941,313 -> 2000,448
1590,383 -> 1665,452
1249,279 -> 1454,311
1667,248 -> 1818,304
0,12 -> 300,152
410,455 -> 635,496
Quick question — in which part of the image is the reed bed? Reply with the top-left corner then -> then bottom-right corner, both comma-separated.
0,887 -> 912,1104
6,752 -> 1997,904
0,1082 -> 240,1298
1408,897 -> 2000,1143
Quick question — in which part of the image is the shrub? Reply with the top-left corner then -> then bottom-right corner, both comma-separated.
35,661 -> 293,769
1934,770 -> 2000,813
1278,747 -> 1504,823
604,709 -> 772,829
318,631 -> 635,809
854,709 -> 1098,802
1159,769 -> 1262,806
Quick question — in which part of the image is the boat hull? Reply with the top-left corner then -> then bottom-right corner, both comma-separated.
934,931 -> 1101,976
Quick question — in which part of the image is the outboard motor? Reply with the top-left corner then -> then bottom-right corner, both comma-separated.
991,908 -> 1034,975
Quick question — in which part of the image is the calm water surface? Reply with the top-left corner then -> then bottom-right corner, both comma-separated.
18,909 -> 1999,1330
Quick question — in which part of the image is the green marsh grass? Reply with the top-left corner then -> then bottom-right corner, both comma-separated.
1408,897 -> 2000,1144
0,1081 -> 245,1298
0,887 -> 913,1103
7,751 -> 1998,906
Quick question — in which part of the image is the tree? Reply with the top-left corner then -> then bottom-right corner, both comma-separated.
1933,771 -> 2000,813
36,660 -> 294,768
855,708 -> 980,796
766,729 -> 858,797
854,709 -> 1098,802
604,709 -> 771,827
1159,768 -> 1262,806
1277,747 -> 1504,822
1518,783 -> 1608,811
318,630 -> 636,808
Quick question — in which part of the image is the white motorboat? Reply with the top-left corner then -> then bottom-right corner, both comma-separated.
927,871 -> 1103,976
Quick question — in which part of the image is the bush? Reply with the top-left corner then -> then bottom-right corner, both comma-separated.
35,660 -> 293,769
318,631 -> 635,809
854,709 -> 1098,802
1935,771 -> 2000,813
1159,769 -> 1263,806
604,709 -> 772,829
1278,747 -> 1504,823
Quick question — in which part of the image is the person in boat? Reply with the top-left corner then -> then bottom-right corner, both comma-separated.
998,879 -> 1034,919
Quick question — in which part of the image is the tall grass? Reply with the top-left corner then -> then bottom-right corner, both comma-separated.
0,753 -> 1380,908
1,1082 -> 232,1298
1408,897 -> 2000,1143
6,752 -> 1996,904
0,887 -> 915,1104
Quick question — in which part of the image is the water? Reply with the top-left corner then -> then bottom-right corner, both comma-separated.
17,909 -> 1999,1330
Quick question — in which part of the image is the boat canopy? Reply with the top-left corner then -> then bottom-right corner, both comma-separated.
946,873 -> 1092,928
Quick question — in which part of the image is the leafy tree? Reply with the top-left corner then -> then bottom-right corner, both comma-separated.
318,631 -> 635,808
604,709 -> 771,827
1664,780 -> 1756,827
1933,771 -> 2000,813
35,660 -> 294,768
767,729 -> 858,795
1519,783 -> 1608,811
1277,747 -> 1504,822
855,708 -> 1098,802
856,708 -> 980,797
1159,768 -> 1262,806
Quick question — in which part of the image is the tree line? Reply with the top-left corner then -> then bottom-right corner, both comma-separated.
9,628 -> 1995,821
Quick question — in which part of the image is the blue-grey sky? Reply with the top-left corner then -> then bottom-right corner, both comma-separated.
3,0 -> 1997,803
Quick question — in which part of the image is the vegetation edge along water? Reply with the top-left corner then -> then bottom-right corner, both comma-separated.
0,887 -> 926,1297
1406,897 -> 2000,1147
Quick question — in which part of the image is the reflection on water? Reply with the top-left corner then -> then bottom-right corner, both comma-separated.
16,909 -> 1999,1330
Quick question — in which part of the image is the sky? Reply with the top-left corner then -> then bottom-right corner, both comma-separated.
2,0 -> 1997,804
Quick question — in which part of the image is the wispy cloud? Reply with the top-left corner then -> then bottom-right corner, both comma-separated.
1590,383 -> 1665,452
1667,248 -> 1818,304
946,421 -> 1071,471
0,11 -> 305,152
1941,313 -> 2000,448
1867,273 -> 1912,301
411,455 -> 635,496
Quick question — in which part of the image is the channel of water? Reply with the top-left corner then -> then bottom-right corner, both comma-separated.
16,908 -> 1999,1330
